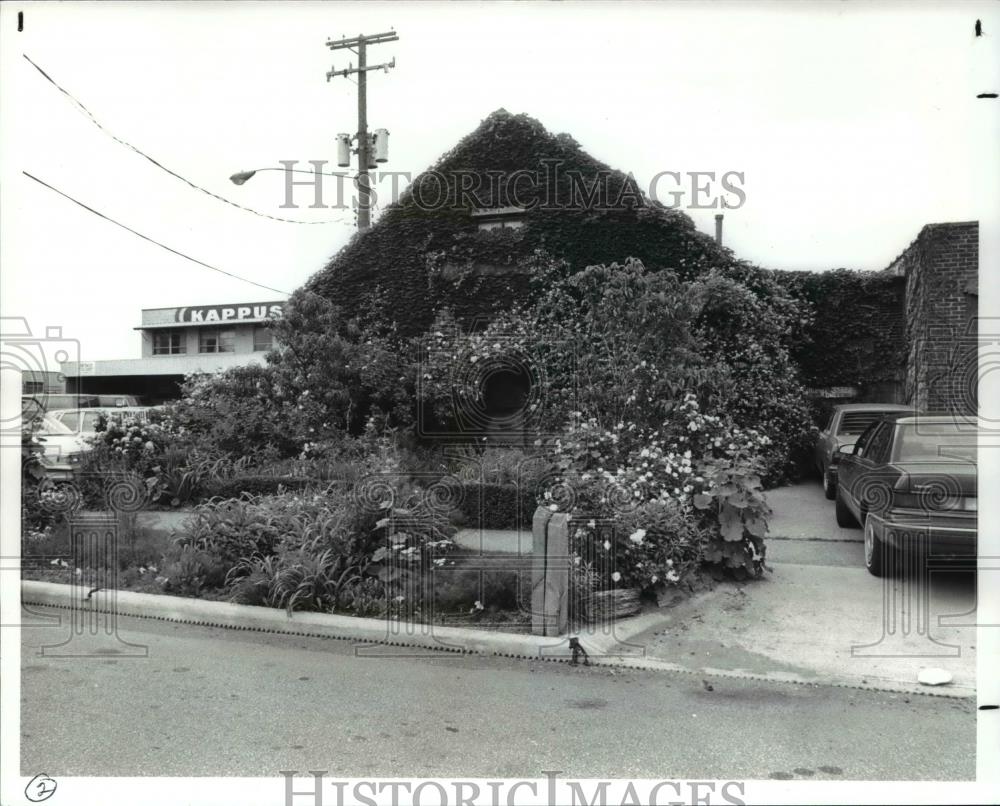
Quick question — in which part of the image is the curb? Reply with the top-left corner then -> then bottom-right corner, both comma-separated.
21,581 -> 974,699
21,580 -> 647,661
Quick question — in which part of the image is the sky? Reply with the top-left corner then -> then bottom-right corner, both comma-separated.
1,0 -> 997,362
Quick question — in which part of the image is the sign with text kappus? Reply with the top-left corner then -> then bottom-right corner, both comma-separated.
174,302 -> 284,325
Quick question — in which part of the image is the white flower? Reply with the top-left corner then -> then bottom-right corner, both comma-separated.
629,528 -> 646,544
611,571 -> 622,582
603,540 -> 611,550
549,504 -> 558,511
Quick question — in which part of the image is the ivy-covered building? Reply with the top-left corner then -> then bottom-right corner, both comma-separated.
305,109 -> 978,419
305,109 -> 730,337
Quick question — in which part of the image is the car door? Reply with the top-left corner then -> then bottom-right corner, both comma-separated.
838,421 -> 882,517
855,422 -> 897,518
846,421 -> 899,520
815,410 -> 837,472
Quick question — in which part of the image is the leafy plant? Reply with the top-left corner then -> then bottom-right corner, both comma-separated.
227,536 -> 369,614
159,544 -> 230,596
693,458 -> 772,579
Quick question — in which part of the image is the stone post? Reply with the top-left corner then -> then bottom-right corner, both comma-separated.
531,507 -> 570,636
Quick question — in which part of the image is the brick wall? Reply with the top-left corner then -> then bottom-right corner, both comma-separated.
890,222 -> 979,415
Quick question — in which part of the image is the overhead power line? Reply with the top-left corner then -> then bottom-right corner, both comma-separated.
22,53 -> 349,227
23,171 -> 290,296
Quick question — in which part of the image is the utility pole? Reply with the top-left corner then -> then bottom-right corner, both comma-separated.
326,30 -> 398,230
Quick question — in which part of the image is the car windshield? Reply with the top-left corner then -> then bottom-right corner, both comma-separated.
56,411 -> 80,430
37,415 -> 74,436
893,422 -> 976,462
54,410 -> 105,431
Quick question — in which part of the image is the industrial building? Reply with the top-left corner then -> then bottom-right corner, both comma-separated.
60,301 -> 284,404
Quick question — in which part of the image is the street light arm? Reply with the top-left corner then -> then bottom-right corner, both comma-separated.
229,167 -> 349,185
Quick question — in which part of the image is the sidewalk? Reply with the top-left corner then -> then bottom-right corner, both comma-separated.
624,562 -> 976,695
136,509 -> 192,533
138,510 -> 533,555
766,482 -> 862,541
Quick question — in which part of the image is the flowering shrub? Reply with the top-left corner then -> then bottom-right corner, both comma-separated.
93,414 -> 171,468
417,260 -> 713,437
415,258 -> 810,485
545,393 -> 773,591
81,412 -> 237,507
571,500 -> 705,595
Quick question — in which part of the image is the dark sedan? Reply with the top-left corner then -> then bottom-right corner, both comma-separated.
834,414 -> 976,576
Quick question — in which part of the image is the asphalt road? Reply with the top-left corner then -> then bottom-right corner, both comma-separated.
20,606 -> 974,780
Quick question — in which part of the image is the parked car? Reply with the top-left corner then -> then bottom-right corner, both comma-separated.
92,394 -> 143,408
814,403 -> 913,499
32,414 -> 90,480
22,394 -> 95,428
30,407 -> 156,480
47,406 -> 154,436
22,393 -> 142,415
834,413 -> 976,576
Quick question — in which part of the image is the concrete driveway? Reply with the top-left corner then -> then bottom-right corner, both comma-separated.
629,481 -> 977,695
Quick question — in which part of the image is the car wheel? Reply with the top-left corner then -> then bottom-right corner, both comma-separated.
822,468 -> 836,500
864,518 -> 892,577
835,485 -> 859,528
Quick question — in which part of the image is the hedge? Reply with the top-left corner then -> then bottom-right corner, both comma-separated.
456,482 -> 537,530
772,268 -> 906,391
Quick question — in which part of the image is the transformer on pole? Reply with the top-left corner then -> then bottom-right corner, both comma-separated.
326,31 -> 398,230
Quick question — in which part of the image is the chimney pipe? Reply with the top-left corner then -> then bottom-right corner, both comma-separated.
714,214 -> 724,246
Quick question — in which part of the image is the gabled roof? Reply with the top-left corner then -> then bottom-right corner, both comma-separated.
303,109 -> 728,335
